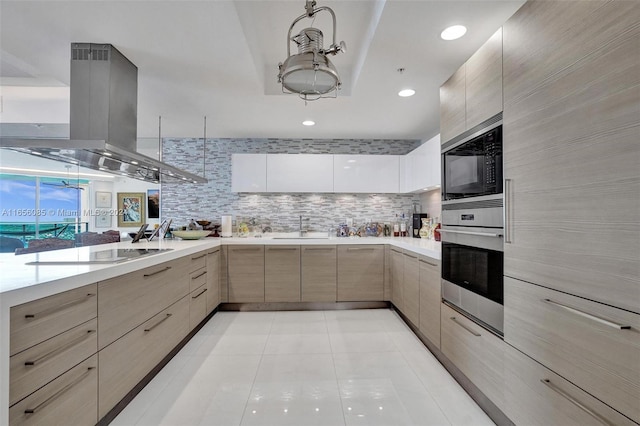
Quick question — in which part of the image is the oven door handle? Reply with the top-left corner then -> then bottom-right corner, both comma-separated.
439,229 -> 503,238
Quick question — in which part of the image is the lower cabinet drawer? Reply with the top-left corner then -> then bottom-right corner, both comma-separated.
504,277 -> 640,423
98,296 -> 189,418
440,303 -> 505,411
504,343 -> 636,426
98,258 -> 190,349
9,355 -> 98,426
10,284 -> 97,356
10,318 -> 97,406
189,284 -> 208,330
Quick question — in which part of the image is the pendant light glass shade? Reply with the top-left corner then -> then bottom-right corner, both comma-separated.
277,1 -> 345,101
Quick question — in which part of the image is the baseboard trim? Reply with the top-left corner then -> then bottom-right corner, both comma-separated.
219,301 -> 390,311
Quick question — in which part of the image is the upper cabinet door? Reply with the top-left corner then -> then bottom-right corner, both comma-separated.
400,134 -> 441,193
466,28 -> 503,130
333,155 -> 400,193
440,65 -> 466,144
231,154 -> 267,192
267,154 -> 333,192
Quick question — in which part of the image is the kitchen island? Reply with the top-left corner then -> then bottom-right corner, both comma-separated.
0,235 -> 440,425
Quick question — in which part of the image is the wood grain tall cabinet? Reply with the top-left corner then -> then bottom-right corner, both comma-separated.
440,28 -> 503,145
502,1 -> 640,423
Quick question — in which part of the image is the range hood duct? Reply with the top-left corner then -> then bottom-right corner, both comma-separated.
0,43 -> 207,184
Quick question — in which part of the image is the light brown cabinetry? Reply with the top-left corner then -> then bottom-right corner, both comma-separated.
383,245 -> 391,301
337,245 -> 384,301
9,284 -> 98,426
98,296 -> 189,418
97,258 -> 190,349
206,248 -> 221,313
189,267 -> 208,330
504,343 -> 636,426
390,248 -> 404,311
505,277 -> 640,423
301,246 -> 337,302
401,251 -> 419,326
219,246 -> 229,302
502,0 -> 640,314
228,245 -> 265,303
265,246 -> 301,302
418,256 -> 440,349
9,355 -> 98,426
439,65 -> 466,144
10,285 -> 97,356
465,28 -> 503,130
10,319 -> 97,407
440,28 -> 503,144
440,303 -> 505,411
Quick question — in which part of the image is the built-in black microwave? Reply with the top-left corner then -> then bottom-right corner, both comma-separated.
442,125 -> 502,201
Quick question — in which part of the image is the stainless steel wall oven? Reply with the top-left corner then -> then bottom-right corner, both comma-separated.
441,116 -> 505,336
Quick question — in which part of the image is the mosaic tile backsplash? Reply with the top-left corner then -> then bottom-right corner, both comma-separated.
161,138 -> 423,232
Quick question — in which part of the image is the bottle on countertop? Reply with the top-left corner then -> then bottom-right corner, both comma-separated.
393,214 -> 400,237
400,213 -> 407,237
434,217 -> 441,242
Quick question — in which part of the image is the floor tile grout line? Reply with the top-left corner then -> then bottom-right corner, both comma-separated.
236,312 -> 276,426
323,310 -> 349,426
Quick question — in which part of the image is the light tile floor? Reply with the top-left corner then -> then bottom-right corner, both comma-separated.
112,309 -> 495,426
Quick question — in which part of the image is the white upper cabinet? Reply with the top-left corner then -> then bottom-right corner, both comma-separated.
231,154 -> 266,192
266,154 -> 333,192
333,155 -> 400,193
401,134 -> 441,193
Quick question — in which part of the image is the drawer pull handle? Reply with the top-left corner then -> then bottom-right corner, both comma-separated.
391,249 -> 403,254
144,313 -> 172,332
24,367 -> 95,415
540,379 -> 612,426
304,248 -> 334,251
24,293 -> 95,319
268,247 -> 298,251
191,254 -> 207,260
419,259 -> 438,267
347,247 -> 376,251
192,288 -> 208,299
450,317 -> 481,337
192,271 -> 207,280
542,299 -> 631,330
25,330 -> 96,366
143,266 -> 172,278
233,248 -> 262,252
403,254 -> 418,259
207,249 -> 220,255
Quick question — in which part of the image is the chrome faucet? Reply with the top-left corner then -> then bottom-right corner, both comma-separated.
299,215 -> 310,237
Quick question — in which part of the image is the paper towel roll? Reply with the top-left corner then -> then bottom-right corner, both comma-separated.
221,215 -> 233,237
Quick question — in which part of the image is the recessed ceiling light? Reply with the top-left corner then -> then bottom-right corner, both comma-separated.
302,120 -> 315,126
131,160 -> 139,165
441,25 -> 467,41
398,89 -> 416,97
103,151 -> 112,157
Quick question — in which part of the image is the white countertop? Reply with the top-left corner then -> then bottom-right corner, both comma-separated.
0,236 -> 439,306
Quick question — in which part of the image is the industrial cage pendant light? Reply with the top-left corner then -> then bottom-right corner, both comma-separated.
277,0 -> 346,102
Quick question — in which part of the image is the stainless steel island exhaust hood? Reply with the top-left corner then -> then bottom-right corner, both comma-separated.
0,43 -> 207,184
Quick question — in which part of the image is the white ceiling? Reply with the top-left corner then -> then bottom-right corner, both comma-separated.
0,0 -> 525,141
